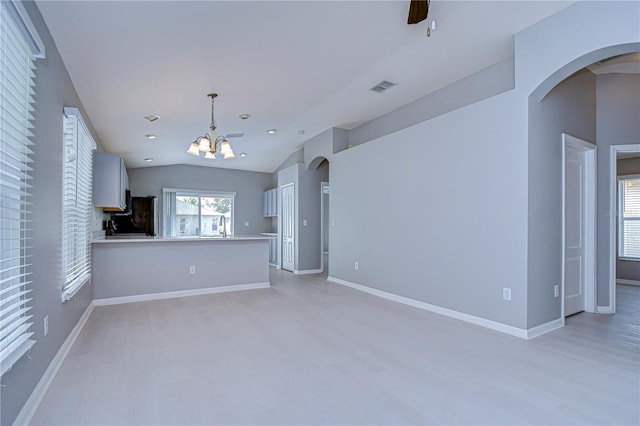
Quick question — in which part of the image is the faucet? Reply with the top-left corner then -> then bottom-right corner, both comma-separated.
219,216 -> 227,238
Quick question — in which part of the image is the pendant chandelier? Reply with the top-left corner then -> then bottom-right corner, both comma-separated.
187,93 -> 235,160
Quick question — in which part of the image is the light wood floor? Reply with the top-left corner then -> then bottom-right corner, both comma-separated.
31,270 -> 639,425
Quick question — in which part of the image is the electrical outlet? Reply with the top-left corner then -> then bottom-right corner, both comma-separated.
44,315 -> 49,337
303,219 -> 308,227
503,288 -> 512,301
554,284 -> 560,298
244,221 -> 249,227
189,265 -> 196,274
354,261 -> 359,270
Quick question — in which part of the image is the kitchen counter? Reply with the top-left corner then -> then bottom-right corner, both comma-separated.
92,235 -> 272,302
92,235 -> 276,244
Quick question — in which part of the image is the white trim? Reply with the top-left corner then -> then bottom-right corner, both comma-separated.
525,318 -> 564,339
92,282 -> 271,306
597,306 -> 614,314
294,269 -> 323,275
13,303 -> 94,426
616,278 -> 640,286
609,145 -> 640,314
562,134 -> 597,318
327,276 -> 533,339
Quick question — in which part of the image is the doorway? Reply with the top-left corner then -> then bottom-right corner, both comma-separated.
562,133 -> 596,318
608,144 -> 640,314
320,182 -> 329,273
281,183 -> 295,272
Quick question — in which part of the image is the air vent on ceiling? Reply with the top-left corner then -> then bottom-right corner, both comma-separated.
225,133 -> 244,138
369,80 -> 397,93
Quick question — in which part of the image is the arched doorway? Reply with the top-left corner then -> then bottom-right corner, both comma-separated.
528,44 -> 640,322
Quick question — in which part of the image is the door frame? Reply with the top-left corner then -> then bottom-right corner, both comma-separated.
561,133 -> 597,320
320,181 -> 329,272
608,144 -> 640,314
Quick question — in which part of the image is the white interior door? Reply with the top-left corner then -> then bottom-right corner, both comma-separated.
281,184 -> 295,272
563,134 -> 596,317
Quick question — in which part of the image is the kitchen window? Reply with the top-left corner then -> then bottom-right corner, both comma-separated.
618,176 -> 640,259
162,189 -> 235,237
0,0 -> 44,376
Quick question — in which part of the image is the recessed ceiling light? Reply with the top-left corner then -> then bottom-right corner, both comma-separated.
239,114 -> 251,120
240,152 -> 247,157
144,158 -> 153,162
144,115 -> 160,122
145,133 -> 157,139
267,129 -> 277,134
298,130 -> 306,135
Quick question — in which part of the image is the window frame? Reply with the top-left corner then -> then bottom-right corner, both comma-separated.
162,188 -> 236,238
617,174 -> 640,261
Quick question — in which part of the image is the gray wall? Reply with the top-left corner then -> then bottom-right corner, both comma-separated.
330,88 -> 529,329
349,57 -> 515,147
526,70 -> 596,328
1,2 -> 100,424
127,165 -> 274,237
599,75 -> 640,285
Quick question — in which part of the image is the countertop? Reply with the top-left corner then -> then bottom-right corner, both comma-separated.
92,235 -> 276,244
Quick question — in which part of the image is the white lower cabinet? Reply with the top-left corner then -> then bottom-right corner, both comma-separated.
264,235 -> 278,266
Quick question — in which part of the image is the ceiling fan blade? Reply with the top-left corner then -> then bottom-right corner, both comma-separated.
407,0 -> 429,25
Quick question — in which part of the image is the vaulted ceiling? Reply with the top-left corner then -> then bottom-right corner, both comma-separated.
36,0 -> 574,173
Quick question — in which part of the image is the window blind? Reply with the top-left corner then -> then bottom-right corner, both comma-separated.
618,177 -> 640,259
0,2 -> 36,376
62,109 -> 95,301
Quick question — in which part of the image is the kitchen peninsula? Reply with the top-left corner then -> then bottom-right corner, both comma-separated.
91,236 -> 273,303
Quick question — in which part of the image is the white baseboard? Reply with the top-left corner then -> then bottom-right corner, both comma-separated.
14,302 -> 95,426
294,269 -> 323,275
92,282 -> 271,306
327,276 -> 532,339
525,318 -> 564,339
616,278 -> 640,286
597,305 -> 614,314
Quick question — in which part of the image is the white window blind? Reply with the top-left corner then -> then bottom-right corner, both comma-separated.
62,109 -> 95,300
618,177 -> 640,259
0,1 -> 36,376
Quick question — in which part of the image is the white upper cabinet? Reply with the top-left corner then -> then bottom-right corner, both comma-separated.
93,152 -> 129,211
262,188 -> 278,217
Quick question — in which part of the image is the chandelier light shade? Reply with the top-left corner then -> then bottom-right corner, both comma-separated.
187,93 -> 235,160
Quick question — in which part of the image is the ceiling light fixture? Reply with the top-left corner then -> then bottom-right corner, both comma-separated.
144,158 -> 153,162
267,129 -> 277,134
145,133 -> 157,139
187,93 -> 235,160
240,152 -> 247,157
239,114 -> 250,120
144,115 -> 160,122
